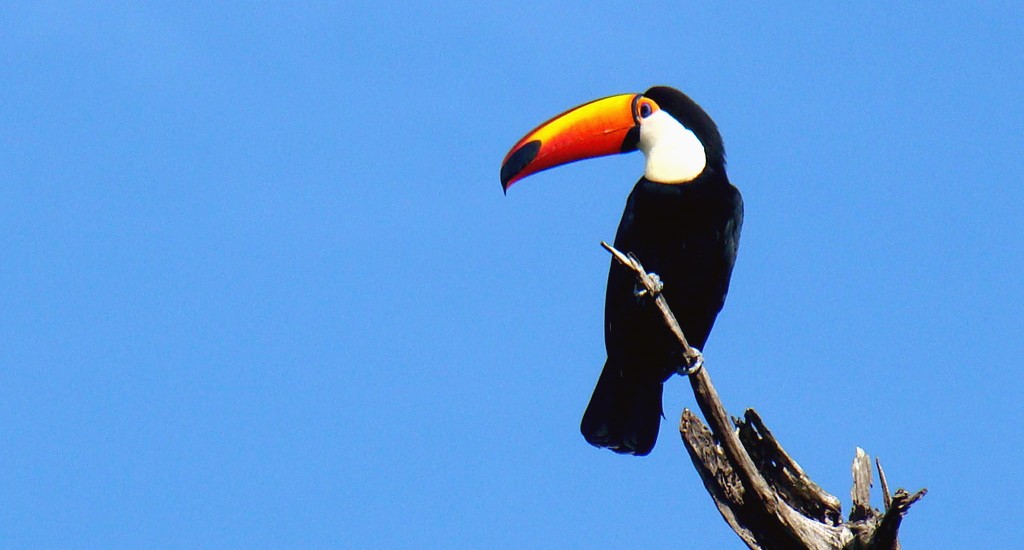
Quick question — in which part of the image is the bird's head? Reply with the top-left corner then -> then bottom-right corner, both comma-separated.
500,86 -> 724,192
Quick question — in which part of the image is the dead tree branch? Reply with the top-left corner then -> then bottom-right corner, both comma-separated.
601,241 -> 926,550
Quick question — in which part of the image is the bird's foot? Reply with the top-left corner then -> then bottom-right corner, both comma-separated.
677,348 -> 704,376
634,272 -> 664,298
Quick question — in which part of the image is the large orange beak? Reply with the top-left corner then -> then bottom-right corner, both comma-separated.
500,93 -> 655,192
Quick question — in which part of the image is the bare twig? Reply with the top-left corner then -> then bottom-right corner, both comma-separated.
877,458 -> 892,510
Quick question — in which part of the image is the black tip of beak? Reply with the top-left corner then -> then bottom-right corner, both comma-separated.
500,140 -> 541,193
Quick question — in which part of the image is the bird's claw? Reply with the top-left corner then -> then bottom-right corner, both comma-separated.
634,272 -> 664,298
677,349 -> 704,376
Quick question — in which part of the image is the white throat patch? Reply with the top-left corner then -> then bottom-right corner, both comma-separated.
638,110 -> 707,184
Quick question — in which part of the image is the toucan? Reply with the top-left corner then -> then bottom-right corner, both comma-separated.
500,86 -> 743,455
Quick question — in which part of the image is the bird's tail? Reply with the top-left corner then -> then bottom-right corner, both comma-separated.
580,360 -> 663,456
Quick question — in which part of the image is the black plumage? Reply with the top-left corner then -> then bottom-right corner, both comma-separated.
580,87 -> 743,455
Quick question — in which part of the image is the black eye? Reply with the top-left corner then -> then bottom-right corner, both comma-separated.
639,103 -> 653,118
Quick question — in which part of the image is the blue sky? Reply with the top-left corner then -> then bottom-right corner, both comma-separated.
2,3 -> 1022,548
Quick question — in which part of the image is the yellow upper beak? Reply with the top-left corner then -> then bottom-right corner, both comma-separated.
500,93 -> 650,191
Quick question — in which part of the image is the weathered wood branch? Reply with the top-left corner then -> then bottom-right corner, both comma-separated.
602,241 -> 926,550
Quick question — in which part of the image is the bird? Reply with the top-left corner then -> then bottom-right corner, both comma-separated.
500,86 -> 743,455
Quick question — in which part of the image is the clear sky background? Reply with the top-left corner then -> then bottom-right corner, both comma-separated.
2,3 -> 1022,548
